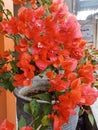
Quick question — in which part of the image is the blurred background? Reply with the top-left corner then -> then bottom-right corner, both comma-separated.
65,0 -> 98,49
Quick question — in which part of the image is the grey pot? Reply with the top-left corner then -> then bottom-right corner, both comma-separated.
14,76 -> 79,130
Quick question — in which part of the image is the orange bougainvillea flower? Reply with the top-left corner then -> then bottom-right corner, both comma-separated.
50,0 -> 68,24
1,51 -> 10,58
13,74 -> 32,86
0,67 -> 7,75
13,0 -> 27,4
0,51 -> 12,73
78,62 -> 95,83
17,52 -> 35,79
30,0 -> 37,9
70,39 -> 87,59
13,0 -> 22,4
0,17 -> 18,34
0,119 -> 14,130
71,78 -> 81,90
13,52 -> 35,86
46,71 -> 54,80
52,91 -> 81,126
20,126 -> 33,130
13,54 -> 35,85
35,59 -> 49,71
67,72 -> 77,82
80,84 -> 98,106
53,115 -> 62,130
18,52 -> 32,63
13,0 -> 37,8
48,113 -> 64,130
62,58 -> 78,71
50,79 -> 82,128
49,74 -> 70,92
0,119 -> 33,130
0,51 -> 10,64
15,39 -> 29,53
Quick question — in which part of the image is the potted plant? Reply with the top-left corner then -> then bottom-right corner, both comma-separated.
0,0 -> 98,130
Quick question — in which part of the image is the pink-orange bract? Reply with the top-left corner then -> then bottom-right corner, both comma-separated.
0,119 -> 14,130
0,119 -> 33,130
20,126 -> 33,130
0,0 -> 98,130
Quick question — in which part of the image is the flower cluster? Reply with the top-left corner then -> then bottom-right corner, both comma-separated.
0,0 -> 98,130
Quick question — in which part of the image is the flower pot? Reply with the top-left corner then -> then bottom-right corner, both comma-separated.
14,76 -> 79,130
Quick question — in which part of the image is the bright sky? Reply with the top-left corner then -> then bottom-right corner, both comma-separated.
77,9 -> 98,20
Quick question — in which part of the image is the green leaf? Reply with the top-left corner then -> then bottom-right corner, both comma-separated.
40,126 -> 49,130
0,64 -> 4,69
30,99 -> 40,117
0,0 -> 4,12
0,80 -> 15,92
41,115 -> 50,126
43,104 -> 52,115
1,72 -> 11,79
10,60 -> 19,73
34,93 -> 51,102
94,81 -> 98,87
59,43 -> 64,49
0,59 -> 6,68
0,15 -> 2,21
0,4 -> 3,12
7,81 -> 15,91
61,77 -> 67,81
18,116 -> 27,129
0,0 -> 4,6
42,0 -> 52,5
79,109 -> 84,116
24,103 -> 32,115
33,116 -> 42,130
6,9 -> 12,17
88,113 -> 94,126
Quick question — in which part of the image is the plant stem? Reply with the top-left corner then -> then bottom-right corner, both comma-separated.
2,9 -> 9,20
36,124 -> 42,130
28,116 -> 39,127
